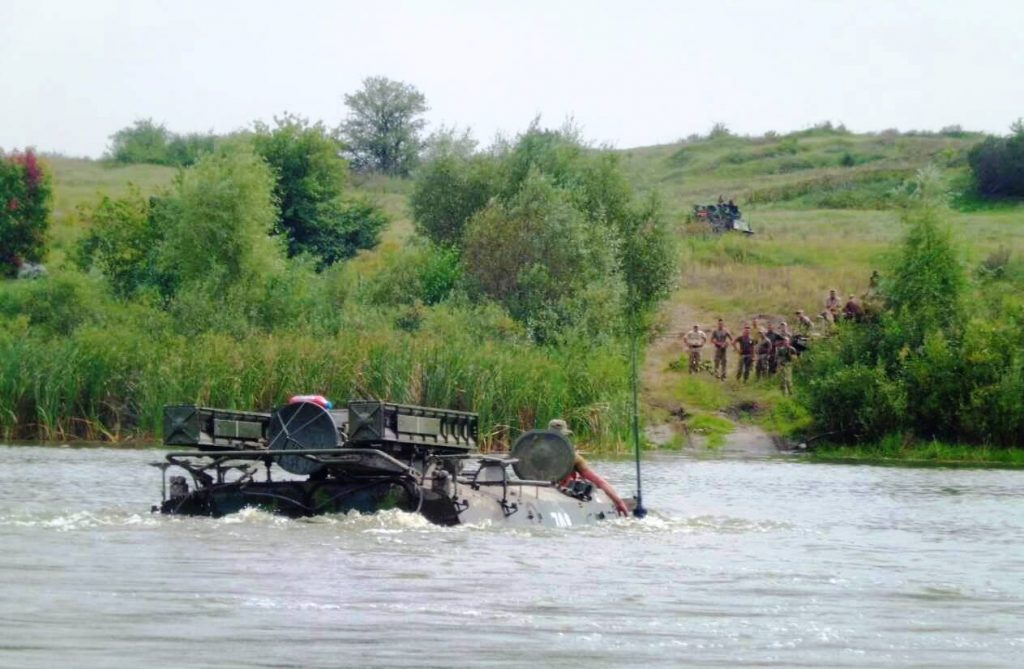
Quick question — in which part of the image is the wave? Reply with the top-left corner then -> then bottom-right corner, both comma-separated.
1,509 -> 161,531
0,505 -> 789,538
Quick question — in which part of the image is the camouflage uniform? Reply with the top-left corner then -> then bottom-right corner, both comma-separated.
710,326 -> 732,380
733,332 -> 756,382
755,338 -> 772,380
776,340 -> 796,395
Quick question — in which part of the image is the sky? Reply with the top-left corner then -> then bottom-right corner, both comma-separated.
1,0 -> 1022,158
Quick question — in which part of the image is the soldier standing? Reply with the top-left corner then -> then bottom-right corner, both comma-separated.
825,289 -> 841,320
710,318 -> 733,381
795,309 -> 813,332
733,324 -> 756,383
683,324 -> 708,374
844,294 -> 864,322
776,336 -> 797,396
755,334 -> 772,380
765,323 -> 781,375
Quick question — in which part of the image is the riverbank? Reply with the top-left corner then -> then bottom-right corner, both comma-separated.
9,132 -> 1023,450
810,441 -> 1024,467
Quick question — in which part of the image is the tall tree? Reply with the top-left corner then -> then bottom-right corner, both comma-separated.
339,76 -> 428,176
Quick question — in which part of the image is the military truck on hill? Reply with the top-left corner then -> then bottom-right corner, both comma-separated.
691,202 -> 753,234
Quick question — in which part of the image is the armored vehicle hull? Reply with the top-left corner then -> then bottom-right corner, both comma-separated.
155,400 -> 627,527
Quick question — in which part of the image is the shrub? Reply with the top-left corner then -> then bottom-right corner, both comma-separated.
159,143 -> 282,294
0,149 -> 51,273
462,171 -> 620,342
166,132 -> 217,166
107,119 -> 217,166
801,361 -> 906,441
887,205 -> 964,343
411,122 -> 677,342
708,122 -> 732,139
75,187 -> 167,299
360,243 -> 462,308
967,124 -> 1024,197
107,119 -> 172,165
410,154 -> 499,246
796,181 -> 1024,446
252,114 -> 386,267
0,271 -> 106,336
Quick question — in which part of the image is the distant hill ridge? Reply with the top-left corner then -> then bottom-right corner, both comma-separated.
615,126 -> 984,214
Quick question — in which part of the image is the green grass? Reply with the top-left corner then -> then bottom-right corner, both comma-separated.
812,437 -> 1024,467
687,413 -> 734,449
0,297 -> 634,448
45,157 -> 177,263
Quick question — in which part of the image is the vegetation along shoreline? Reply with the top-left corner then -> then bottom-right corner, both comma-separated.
3,79 -> 1023,460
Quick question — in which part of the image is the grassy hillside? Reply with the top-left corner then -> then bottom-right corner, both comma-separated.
614,127 -> 1024,446
45,157 -> 177,264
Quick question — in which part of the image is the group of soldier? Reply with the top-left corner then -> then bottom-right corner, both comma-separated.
682,318 -> 802,395
680,278 -> 881,395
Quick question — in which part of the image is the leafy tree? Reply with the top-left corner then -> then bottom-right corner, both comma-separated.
107,119 -> 217,166
340,76 -> 428,176
412,122 -> 631,247
0,149 -> 51,274
462,171 -> 620,342
75,187 -> 166,298
159,143 -> 282,292
251,114 -> 386,267
967,121 -> 1024,197
410,154 -> 499,246
166,132 -> 217,167
420,125 -> 477,163
887,208 -> 965,342
411,121 -> 677,340
887,168 -> 965,344
107,119 -> 173,165
617,194 -> 676,329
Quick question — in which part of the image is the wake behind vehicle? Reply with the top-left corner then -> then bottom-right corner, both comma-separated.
154,399 -> 628,527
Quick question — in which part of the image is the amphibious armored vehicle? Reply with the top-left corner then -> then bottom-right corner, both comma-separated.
154,399 -> 629,527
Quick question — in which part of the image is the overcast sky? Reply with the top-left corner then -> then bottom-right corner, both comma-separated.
1,0 -> 1022,157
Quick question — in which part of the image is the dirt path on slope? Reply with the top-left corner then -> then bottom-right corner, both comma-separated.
642,303 -> 781,457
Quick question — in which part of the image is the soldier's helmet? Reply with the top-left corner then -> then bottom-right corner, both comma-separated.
548,419 -> 573,436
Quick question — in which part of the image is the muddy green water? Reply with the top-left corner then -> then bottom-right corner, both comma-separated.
1,445 -> 1022,668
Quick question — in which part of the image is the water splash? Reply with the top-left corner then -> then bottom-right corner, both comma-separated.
2,510 -> 161,532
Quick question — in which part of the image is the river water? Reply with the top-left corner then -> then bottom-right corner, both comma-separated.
1,445 -> 1022,668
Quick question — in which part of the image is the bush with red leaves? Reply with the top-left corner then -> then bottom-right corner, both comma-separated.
1,149 -> 51,275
